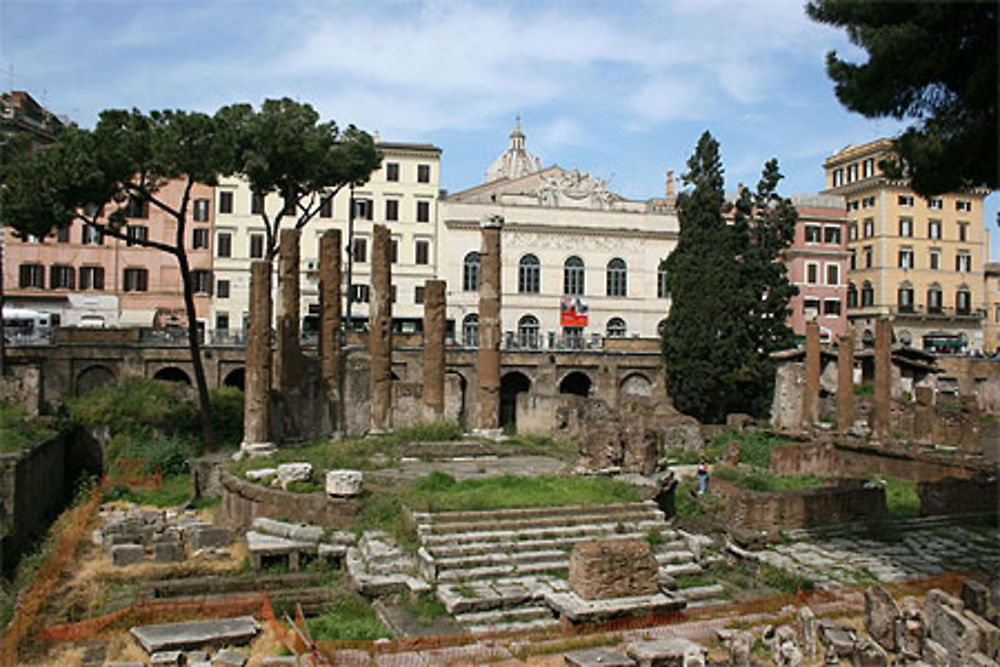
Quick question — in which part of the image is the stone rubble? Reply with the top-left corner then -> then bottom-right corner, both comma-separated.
97,505 -> 231,567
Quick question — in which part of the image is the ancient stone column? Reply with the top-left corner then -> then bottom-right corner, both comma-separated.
476,214 -> 504,432
319,230 -> 342,434
914,386 -> 934,443
369,224 -> 392,432
241,261 -> 273,455
802,321 -> 821,428
873,318 -> 892,441
423,279 -> 446,417
274,228 -> 302,440
837,332 -> 855,433
958,395 -> 980,453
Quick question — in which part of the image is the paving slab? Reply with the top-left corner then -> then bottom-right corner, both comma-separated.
130,616 -> 260,653
564,647 -> 636,666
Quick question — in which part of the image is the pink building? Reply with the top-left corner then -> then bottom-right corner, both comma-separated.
2,179 -> 214,330
785,194 -> 850,342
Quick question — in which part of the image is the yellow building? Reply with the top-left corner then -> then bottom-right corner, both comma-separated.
823,139 -> 991,353
985,262 -> 1000,355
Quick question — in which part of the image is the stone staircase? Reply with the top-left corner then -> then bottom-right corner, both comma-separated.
411,501 -> 726,634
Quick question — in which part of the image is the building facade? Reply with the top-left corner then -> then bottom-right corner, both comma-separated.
784,194 -> 850,341
438,124 -> 678,348
985,262 -> 1000,355
3,180 -> 215,330
823,139 -> 991,353
210,142 -> 442,341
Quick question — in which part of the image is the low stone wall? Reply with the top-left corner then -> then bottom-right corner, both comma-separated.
770,440 -> 990,482
215,472 -> 360,530
917,476 -> 1000,517
725,479 -> 886,544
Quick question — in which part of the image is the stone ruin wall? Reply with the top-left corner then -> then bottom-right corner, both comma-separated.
214,471 -> 361,531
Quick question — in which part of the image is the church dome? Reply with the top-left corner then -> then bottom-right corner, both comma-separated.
485,119 -> 542,183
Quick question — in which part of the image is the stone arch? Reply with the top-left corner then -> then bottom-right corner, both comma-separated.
153,366 -> 191,385
445,369 -> 468,427
76,364 -> 116,396
500,371 -> 532,431
223,367 -> 245,391
620,372 -> 653,399
559,370 -> 592,397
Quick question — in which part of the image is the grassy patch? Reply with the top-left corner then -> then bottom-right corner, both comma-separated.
0,402 -> 56,453
712,465 -> 826,493
308,589 -> 392,641
103,475 -> 192,508
759,564 -> 815,593
876,475 -> 919,520
676,479 -> 700,517
395,591 -> 447,626
854,381 -> 874,397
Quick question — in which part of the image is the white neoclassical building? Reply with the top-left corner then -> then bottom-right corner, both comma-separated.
438,123 -> 680,348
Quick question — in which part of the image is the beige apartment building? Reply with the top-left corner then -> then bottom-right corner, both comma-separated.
823,139 -> 991,353
210,142 -> 442,341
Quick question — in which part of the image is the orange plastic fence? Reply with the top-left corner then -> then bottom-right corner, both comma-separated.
0,482 -> 103,667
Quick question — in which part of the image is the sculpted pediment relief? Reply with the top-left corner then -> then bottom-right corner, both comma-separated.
535,168 -> 621,210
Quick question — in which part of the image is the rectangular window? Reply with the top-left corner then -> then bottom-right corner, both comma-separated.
849,222 -> 858,240
928,219 -> 942,239
823,226 -> 841,245
898,195 -> 913,207
415,240 -> 429,265
50,265 -> 75,290
385,199 -> 399,221
319,196 -> 333,218
956,200 -> 972,212
192,269 -> 212,294
898,247 -> 914,269
862,158 -> 874,178
386,162 -> 400,182
929,250 -> 940,270
806,262 -> 819,284
847,163 -> 858,183
123,267 -> 148,292
192,228 -> 209,249
353,237 -> 367,263
215,312 -> 229,332
390,239 -> 398,264
417,164 -> 431,183
18,264 -> 44,288
219,191 -> 233,214
352,198 -> 373,220
216,279 -> 230,299
864,246 -> 873,268
832,169 -> 844,187
193,198 -> 210,222
958,221 -> 969,242
927,197 -> 943,210
847,200 -> 859,211
849,249 -> 856,271
823,299 -> 842,316
82,225 -> 103,246
804,225 -> 821,243
826,264 -> 840,286
57,226 -> 70,243
351,284 -> 370,303
414,286 -> 425,304
956,252 -> 971,272
214,232 -> 231,258
126,225 -> 148,246
79,266 -> 104,290
126,196 -> 148,219
862,196 -> 875,209
863,218 -> 874,237
250,233 -> 264,259
416,200 -> 430,223
804,298 -> 821,319
898,217 -> 912,237
251,193 -> 264,215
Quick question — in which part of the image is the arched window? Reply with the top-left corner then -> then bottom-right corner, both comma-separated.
606,258 -> 627,297
462,313 -> 479,347
861,281 -> 874,307
956,284 -> 971,315
847,282 -> 858,308
657,261 -> 669,298
927,283 -> 943,313
897,281 -> 914,312
517,314 -> 540,349
518,254 -> 540,294
462,252 -> 480,292
564,256 -> 584,295
606,317 -> 627,338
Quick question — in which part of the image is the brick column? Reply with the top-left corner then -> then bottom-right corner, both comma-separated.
914,386 -> 934,443
873,318 -> 892,441
369,224 -> 392,432
320,230 -> 342,434
802,321 -> 821,429
423,279 -> 446,417
476,214 -> 504,432
959,395 -> 980,453
837,332 -> 855,434
274,228 -> 302,441
241,261 -> 274,456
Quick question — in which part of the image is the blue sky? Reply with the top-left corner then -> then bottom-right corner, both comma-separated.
2,0 -> 996,256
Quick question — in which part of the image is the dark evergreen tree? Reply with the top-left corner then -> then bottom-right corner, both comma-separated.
806,0 -> 997,195
662,133 -> 797,423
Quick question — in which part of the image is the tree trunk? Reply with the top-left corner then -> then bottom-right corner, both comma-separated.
175,249 -> 215,452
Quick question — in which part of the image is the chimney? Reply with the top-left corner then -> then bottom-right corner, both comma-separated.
665,169 -> 675,208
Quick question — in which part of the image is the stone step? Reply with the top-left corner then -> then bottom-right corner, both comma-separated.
424,530 -> 677,559
419,519 -> 667,547
435,549 -> 569,570
685,598 -> 727,609
437,581 -> 536,614
675,583 -> 725,601
412,501 -> 661,525
437,558 -> 568,582
455,604 -> 555,627
655,550 -> 696,565
466,617 -> 560,635
663,562 -> 703,577
417,506 -> 665,536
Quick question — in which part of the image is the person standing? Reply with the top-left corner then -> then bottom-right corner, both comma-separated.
697,457 -> 710,495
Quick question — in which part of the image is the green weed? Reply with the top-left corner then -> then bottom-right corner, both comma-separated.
0,402 -> 56,453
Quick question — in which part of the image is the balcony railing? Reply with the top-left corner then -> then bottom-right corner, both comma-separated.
889,306 -> 985,319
